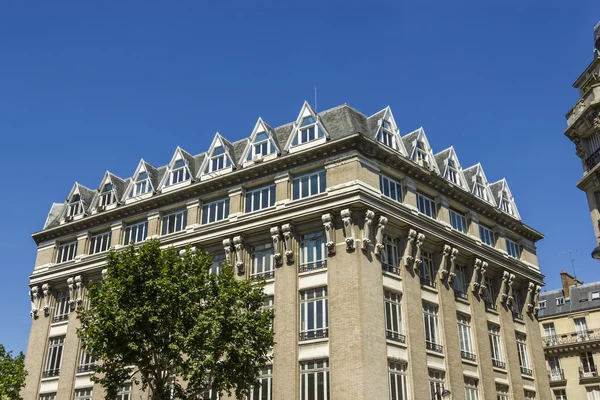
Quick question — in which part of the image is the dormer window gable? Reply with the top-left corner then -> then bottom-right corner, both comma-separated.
99,182 -> 116,207
203,135 -> 233,174
125,160 -> 155,201
466,164 -> 496,206
170,158 -> 191,185
413,140 -> 428,163
287,102 -> 329,152
243,118 -> 280,163
67,192 -> 83,217
373,107 -> 405,155
377,119 -> 397,149
474,174 -> 488,201
495,180 -> 521,219
441,148 -> 467,189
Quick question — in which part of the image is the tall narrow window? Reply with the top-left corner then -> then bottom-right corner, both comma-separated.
300,359 -> 329,400
248,131 -> 275,160
548,356 -> 563,381
300,287 -> 328,340
581,351 -> 597,378
453,265 -> 468,298
428,369 -> 446,400
384,291 -> 404,343
500,190 -> 514,215
292,170 -> 326,200
496,385 -> 509,400
423,302 -> 442,353
446,159 -> 460,185
245,184 -> 276,213
292,116 -> 324,147
543,323 -> 557,345
479,225 -> 495,246
161,209 -> 188,234
380,175 -> 402,202
457,314 -> 475,361
131,171 -> 151,197
464,378 -> 479,400
68,194 -> 82,217
44,336 -> 65,377
202,198 -> 229,224
199,388 -> 219,400
74,388 -> 93,400
474,175 -> 487,201
206,143 -> 232,173
449,209 -> 467,233
123,220 -> 148,245
488,325 -> 504,369
388,361 -> 409,400
251,243 -> 275,280
249,366 -> 273,400
116,384 -> 132,400
524,390 -> 536,400
211,254 -> 225,275
89,230 -> 111,254
553,390 -> 567,400
516,334 -> 532,375
78,347 -> 95,373
575,317 -> 589,340
417,192 -> 437,218
484,276 -> 498,307
419,251 -> 436,288
99,183 -> 115,207
169,159 -> 190,185
381,235 -> 399,274
377,120 -> 397,149
53,291 -> 70,323
56,240 -> 77,263
414,141 -> 428,164
506,238 -> 520,258
300,232 -> 326,273
586,386 -> 600,400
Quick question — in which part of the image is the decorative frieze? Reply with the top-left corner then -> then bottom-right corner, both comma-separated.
282,223 -> 294,263
362,210 -> 375,251
29,286 -> 40,318
270,226 -> 283,266
233,236 -> 245,274
42,283 -> 51,317
341,209 -> 354,251
322,213 -> 336,256
374,216 -> 388,256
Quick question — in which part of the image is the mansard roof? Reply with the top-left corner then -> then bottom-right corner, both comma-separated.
43,203 -> 65,229
96,171 -> 129,202
434,146 -> 468,190
68,182 -> 95,210
462,163 -> 497,206
489,178 -> 521,220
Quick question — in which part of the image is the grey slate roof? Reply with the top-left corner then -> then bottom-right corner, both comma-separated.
141,160 -> 162,192
106,172 -> 128,201
462,165 -> 478,192
366,109 -> 386,139
489,180 -> 504,204
434,148 -> 452,175
77,184 -> 96,212
320,104 -> 369,141
538,281 -> 600,318
402,130 -> 420,158
44,203 -> 65,229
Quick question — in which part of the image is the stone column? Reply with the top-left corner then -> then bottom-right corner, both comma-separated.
147,212 -> 161,238
274,173 -> 290,209
272,224 -> 298,400
328,210 -> 388,399
110,221 -> 123,248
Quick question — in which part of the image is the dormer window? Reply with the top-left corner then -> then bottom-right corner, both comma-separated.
169,159 -> 190,185
99,183 -> 115,207
68,194 -> 82,217
377,120 -> 396,149
500,190 -> 514,215
446,160 -> 459,185
132,171 -> 151,197
205,144 -> 231,173
292,116 -> 324,146
474,176 -> 487,201
247,131 -> 274,160
414,141 -> 428,163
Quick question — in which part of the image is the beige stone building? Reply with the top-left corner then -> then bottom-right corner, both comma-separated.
24,101 -> 551,400
537,271 -> 600,400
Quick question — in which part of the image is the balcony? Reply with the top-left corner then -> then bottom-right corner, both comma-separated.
386,330 -> 406,344
299,260 -> 327,273
460,351 -> 476,362
382,263 -> 399,275
426,341 -> 443,353
521,366 -> 533,376
77,364 -> 94,373
492,359 -> 506,369
586,147 -> 600,170
299,328 -> 328,341
542,330 -> 600,347
420,276 -> 436,289
580,366 -> 599,381
566,83 -> 600,128
52,314 -> 68,323
548,369 -> 566,385
454,291 -> 468,301
42,369 -> 60,378
250,270 -> 274,280
485,301 -> 498,311
512,311 -> 523,320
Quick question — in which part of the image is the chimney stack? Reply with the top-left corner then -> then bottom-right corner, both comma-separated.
560,270 -> 583,298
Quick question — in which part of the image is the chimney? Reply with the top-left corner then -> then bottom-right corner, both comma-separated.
560,270 -> 583,298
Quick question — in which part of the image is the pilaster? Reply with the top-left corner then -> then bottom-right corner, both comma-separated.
56,278 -> 82,399
110,221 -> 123,248
498,299 -> 523,399
403,178 -> 418,211
76,232 -> 89,257
186,199 -> 201,228
146,212 -> 161,238
466,211 -> 480,241
274,173 -> 290,209
227,186 -> 243,219
436,195 -> 451,228
522,294 -> 552,399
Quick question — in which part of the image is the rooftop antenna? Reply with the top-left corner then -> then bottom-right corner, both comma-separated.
314,86 -> 317,114
559,249 -> 579,282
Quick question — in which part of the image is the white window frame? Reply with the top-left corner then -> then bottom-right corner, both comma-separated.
168,159 -> 190,186
68,194 -> 83,217
202,198 -> 230,225
538,300 -> 547,310
384,291 -> 403,343
300,287 -> 328,341
40,394 -> 57,400
99,184 -> 116,207
131,171 -> 151,197
496,385 -> 509,400
414,140 -> 429,164
575,317 -> 589,338
423,302 -> 441,351
479,225 -> 495,247
123,220 -> 148,245
488,325 -> 504,368
300,231 -> 327,273
446,159 -> 460,185
53,291 -> 70,323
506,238 -> 520,258
249,366 -> 272,400
245,184 -> 276,213
300,359 -> 329,400
380,175 -> 402,202
464,378 -> 479,400
251,243 -> 275,280
548,356 -> 563,381
206,144 -> 231,174
457,314 -> 475,360
543,323 -> 557,345
248,131 -> 275,160
381,235 -> 399,273
116,384 -> 132,400
428,369 -> 446,400
553,390 -> 567,400
74,388 -> 93,400
587,386 -> 600,400
56,240 -> 77,263
89,230 -> 111,254
556,296 -> 565,306
78,347 -> 95,373
388,361 -> 409,400
484,276 -> 497,305
449,209 -> 467,233
419,251 -> 436,287
417,192 -> 437,219
516,334 -> 531,374
474,175 -> 488,201
292,116 -> 324,147
524,390 -> 536,400
581,351 -> 596,377
453,265 -> 468,295
161,209 -> 188,235
593,291 -> 600,300
377,120 -> 397,150
292,170 -> 326,200
44,336 -> 65,377
211,254 -> 225,276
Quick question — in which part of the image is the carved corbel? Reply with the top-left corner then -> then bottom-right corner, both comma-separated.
507,274 -> 515,307
374,216 -> 388,256
233,236 -> 245,274
74,275 -> 83,306
404,230 -> 417,268
101,269 -> 108,279
42,283 -> 51,317
322,213 -> 336,256
223,238 -> 234,267
282,224 -> 294,263
478,262 -> 488,297
270,227 -> 283,266
500,272 -> 510,303
438,245 -> 451,281
413,233 -> 425,272
448,248 -> 458,284
362,210 -> 375,251
526,282 -> 535,312
67,277 -> 76,310
470,259 -> 482,293
29,286 -> 40,318
341,209 -> 354,251
533,285 -> 542,314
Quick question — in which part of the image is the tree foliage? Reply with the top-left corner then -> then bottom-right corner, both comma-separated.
78,240 -> 274,400
0,344 -> 27,400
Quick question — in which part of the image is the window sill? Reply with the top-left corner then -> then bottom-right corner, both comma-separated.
200,166 -> 234,181
382,270 -> 402,280
421,284 -> 438,294
40,376 -> 60,382
288,137 -> 327,154
426,349 -> 444,358
493,367 -> 507,374
162,180 -> 192,192
75,371 -> 95,377
455,296 -> 470,306
50,319 -> 69,328
521,373 -> 535,381
298,337 -> 329,345
298,267 -> 327,277
485,306 -> 500,316
461,358 -> 478,367
386,339 -> 407,349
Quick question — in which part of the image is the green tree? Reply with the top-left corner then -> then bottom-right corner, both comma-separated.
0,344 -> 27,400
78,240 -> 274,400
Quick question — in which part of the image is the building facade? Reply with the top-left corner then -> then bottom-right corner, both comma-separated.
538,272 -> 600,399
564,21 -> 600,259
24,101 -> 550,400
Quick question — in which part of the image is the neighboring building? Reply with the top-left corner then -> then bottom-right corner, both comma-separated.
564,21 -> 600,259
24,101 -> 551,400
538,271 -> 600,399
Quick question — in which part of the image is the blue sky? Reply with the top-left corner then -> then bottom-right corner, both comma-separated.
1,2 -> 599,354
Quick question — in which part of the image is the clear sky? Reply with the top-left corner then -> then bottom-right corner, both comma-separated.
1,1 -> 599,354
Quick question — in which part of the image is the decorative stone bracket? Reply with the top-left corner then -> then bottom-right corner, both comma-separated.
448,248 -> 458,284
478,262 -> 488,297
42,283 -> 51,317
233,236 -> 245,274
470,259 -> 482,293
403,230 -> 417,268
506,274 -> 515,307
29,286 -> 40,318
341,209 -> 355,251
282,223 -> 294,264
67,276 -> 84,311
412,233 -> 425,272
439,245 -> 452,281
322,213 -> 336,256
500,272 -> 510,303
374,216 -> 388,256
223,238 -> 234,268
533,285 -> 542,314
362,210 -> 375,251
270,226 -> 283,267
525,282 -> 535,313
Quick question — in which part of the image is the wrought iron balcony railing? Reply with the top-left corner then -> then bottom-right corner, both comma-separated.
299,328 -> 328,341
485,301 -> 498,311
548,369 -> 565,382
542,330 -> 600,347
454,291 -> 468,300
425,341 -> 443,353
460,351 -> 476,362
299,261 -> 327,273
420,276 -> 436,288
77,364 -> 94,373
512,311 -> 523,320
52,314 -> 69,323
586,147 -> 600,170
43,369 -> 60,378
250,270 -> 275,280
386,331 -> 406,344
580,366 -> 598,379
521,367 -> 533,376
382,264 -> 399,274
492,359 -> 505,369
